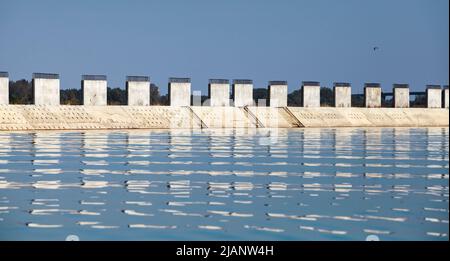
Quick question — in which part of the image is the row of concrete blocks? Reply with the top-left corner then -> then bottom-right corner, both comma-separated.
0,72 -> 448,108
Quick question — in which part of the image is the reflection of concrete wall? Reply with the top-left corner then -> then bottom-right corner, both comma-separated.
393,85 -> 409,108
169,78 -> 191,106
394,128 -> 410,159
209,79 -> 230,107
32,73 -> 60,105
126,76 -> 150,106
268,81 -> 287,107
334,83 -> 351,107
442,86 -> 448,109
301,82 -> 320,107
232,80 -> 253,107
82,76 -> 107,106
426,86 -> 441,108
33,132 -> 62,157
364,84 -> 381,108
0,72 -> 8,105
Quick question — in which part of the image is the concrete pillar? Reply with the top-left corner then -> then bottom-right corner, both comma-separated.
32,73 -> 60,105
268,81 -> 287,107
232,79 -> 253,107
364,83 -> 381,108
208,79 -> 230,107
126,76 -> 150,106
333,82 -> 351,107
168,77 -> 191,106
443,86 -> 449,109
0,72 -> 8,105
393,84 -> 410,108
426,85 -> 441,108
81,75 -> 107,106
301,81 -> 320,107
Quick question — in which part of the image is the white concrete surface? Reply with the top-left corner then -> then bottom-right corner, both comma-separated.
127,80 -> 150,106
426,87 -> 441,108
233,81 -> 253,107
364,86 -> 381,108
209,82 -> 230,107
169,81 -> 191,106
82,79 -> 107,106
191,106 -> 254,128
288,107 -> 449,128
0,75 -> 8,105
0,105 -> 447,131
334,84 -> 351,107
268,83 -> 287,107
393,86 -> 409,108
301,83 -> 320,107
33,78 -> 60,105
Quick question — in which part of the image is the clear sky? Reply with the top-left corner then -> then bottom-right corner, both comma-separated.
0,0 -> 448,94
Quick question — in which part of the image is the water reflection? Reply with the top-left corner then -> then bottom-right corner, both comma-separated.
0,128 -> 448,240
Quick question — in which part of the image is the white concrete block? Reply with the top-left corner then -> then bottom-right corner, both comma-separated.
209,79 -> 230,107
268,81 -> 288,107
169,78 -> 191,106
364,83 -> 381,108
32,73 -> 60,105
82,75 -> 107,106
232,80 -> 253,107
0,72 -> 8,105
426,85 -> 441,108
301,82 -> 320,107
126,76 -> 150,106
393,84 -> 409,108
333,83 -> 351,107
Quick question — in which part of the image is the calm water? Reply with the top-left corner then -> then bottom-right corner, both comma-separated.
0,128 -> 448,241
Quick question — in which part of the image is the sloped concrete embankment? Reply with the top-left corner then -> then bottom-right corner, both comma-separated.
0,105 -> 448,131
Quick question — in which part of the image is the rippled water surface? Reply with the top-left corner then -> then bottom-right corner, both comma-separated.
0,128 -> 448,240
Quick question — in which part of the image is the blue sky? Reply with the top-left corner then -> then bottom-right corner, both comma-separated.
0,0 -> 448,94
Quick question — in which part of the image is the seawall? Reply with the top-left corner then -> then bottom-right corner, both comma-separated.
0,105 -> 448,131
1,72 -> 449,130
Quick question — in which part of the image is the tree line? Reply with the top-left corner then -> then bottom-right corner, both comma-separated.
8,79 -> 427,107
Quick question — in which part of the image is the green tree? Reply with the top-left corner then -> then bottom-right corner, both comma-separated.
320,87 -> 333,107
9,79 -> 32,104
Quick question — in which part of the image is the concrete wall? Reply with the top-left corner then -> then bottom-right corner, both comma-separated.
288,107 -> 449,128
0,105 -> 447,131
393,84 -> 410,108
443,86 -> 449,109
126,76 -> 150,106
82,75 -> 107,106
168,78 -> 191,106
426,85 -> 441,108
0,72 -> 8,105
268,81 -> 288,107
209,79 -> 230,107
301,82 -> 320,107
232,80 -> 253,107
32,73 -> 60,105
333,83 -> 351,107
364,84 -> 381,108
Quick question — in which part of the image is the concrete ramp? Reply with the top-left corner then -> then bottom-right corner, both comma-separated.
245,107 -> 300,128
190,106 -> 256,128
403,108 -> 450,126
0,105 -> 200,130
123,106 -> 199,129
0,105 -> 448,130
287,107 -> 449,127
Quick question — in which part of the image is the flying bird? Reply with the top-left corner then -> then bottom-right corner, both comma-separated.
373,46 -> 379,51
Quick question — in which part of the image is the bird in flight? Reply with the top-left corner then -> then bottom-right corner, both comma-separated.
373,46 -> 379,51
